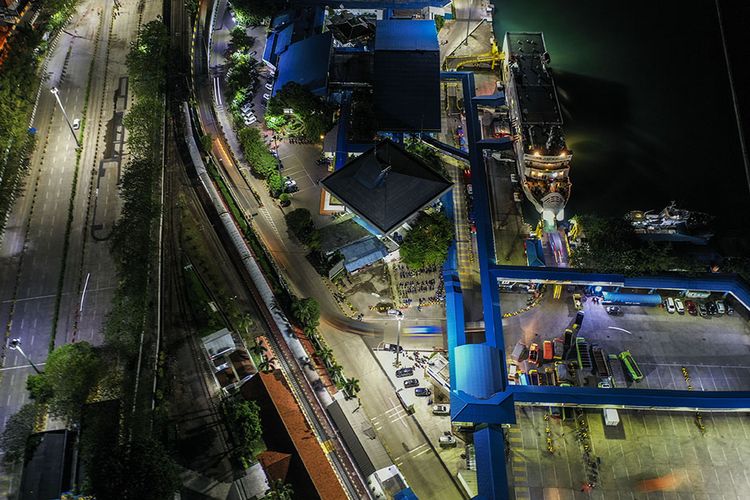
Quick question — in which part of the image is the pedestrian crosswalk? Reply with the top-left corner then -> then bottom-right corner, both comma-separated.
507,426 -> 530,498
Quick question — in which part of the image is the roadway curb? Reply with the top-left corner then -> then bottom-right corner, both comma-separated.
369,348 -> 469,499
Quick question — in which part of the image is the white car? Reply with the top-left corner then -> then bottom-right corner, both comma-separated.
665,297 -> 676,314
674,298 -> 685,314
243,115 -> 257,125
265,83 -> 273,91
438,434 -> 457,447
262,93 -> 271,101
432,404 -> 450,416
72,118 -> 80,130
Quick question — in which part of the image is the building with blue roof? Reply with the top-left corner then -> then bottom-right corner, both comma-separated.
273,32 -> 333,97
373,20 -> 441,131
338,236 -> 388,273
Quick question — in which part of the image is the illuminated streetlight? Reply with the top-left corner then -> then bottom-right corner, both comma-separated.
8,338 -> 42,374
50,87 -> 81,148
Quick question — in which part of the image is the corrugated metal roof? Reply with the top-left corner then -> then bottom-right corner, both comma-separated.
374,20 -> 439,51
273,32 -> 332,96
601,292 -> 663,305
339,236 -> 388,272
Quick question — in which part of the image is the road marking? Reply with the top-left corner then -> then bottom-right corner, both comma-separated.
412,447 -> 431,458
608,326 -> 632,334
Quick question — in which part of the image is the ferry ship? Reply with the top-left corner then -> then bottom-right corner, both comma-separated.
625,202 -> 714,244
502,32 -> 572,228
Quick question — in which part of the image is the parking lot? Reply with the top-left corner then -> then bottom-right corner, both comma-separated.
507,405 -> 750,499
371,348 -> 466,484
501,286 -> 750,391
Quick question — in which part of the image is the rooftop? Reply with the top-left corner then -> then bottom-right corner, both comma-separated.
273,32 -> 333,96
320,139 -> 452,234
373,20 -> 440,131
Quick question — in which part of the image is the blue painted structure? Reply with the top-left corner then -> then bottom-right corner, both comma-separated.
440,69 -> 750,499
273,32 -> 333,96
525,239 -> 545,267
601,292 -> 662,306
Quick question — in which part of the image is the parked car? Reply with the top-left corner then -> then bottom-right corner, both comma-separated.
415,387 -> 431,397
284,177 -> 298,193
432,404 -> 450,415
382,343 -> 403,353
262,93 -> 271,101
685,300 -> 697,316
606,306 -> 621,315
674,298 -> 685,314
72,118 -> 80,130
386,308 -> 403,317
243,115 -> 257,125
542,340 -> 553,362
510,341 -> 528,362
528,343 -> 540,365
513,190 -> 523,202
507,363 -> 518,381
698,302 -> 708,317
665,297 -> 676,314
265,82 -> 273,91
510,173 -> 519,184
403,378 -> 419,389
438,434 -> 457,447
396,367 -> 414,378
727,304 -> 735,315
573,294 -> 583,310
706,301 -> 718,315
716,300 -> 726,314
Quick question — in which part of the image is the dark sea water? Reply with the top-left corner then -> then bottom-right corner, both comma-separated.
493,0 -> 750,233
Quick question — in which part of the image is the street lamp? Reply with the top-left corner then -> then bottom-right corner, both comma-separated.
50,87 -> 81,148
8,338 -> 43,374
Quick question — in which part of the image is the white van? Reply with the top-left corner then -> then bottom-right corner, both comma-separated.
674,298 -> 685,314
666,297 -> 676,314
72,118 -> 80,130
716,300 -> 726,314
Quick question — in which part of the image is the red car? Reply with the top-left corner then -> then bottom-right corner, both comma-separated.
685,300 -> 697,316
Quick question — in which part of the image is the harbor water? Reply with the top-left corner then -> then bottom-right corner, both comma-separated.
493,0 -> 750,236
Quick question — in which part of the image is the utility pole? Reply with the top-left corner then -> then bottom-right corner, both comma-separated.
50,87 -> 81,148
8,339 -> 42,375
394,318 -> 402,367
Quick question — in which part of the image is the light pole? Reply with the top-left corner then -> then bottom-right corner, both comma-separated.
394,317 -> 402,367
50,87 -> 81,148
8,338 -> 42,374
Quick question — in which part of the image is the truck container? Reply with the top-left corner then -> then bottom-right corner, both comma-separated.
591,346 -> 610,377
575,337 -> 592,371
604,408 -> 620,426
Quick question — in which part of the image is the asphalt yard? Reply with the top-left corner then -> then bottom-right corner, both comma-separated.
507,405 -> 750,499
501,288 -> 750,392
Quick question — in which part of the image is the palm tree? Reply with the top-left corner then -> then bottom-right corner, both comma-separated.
249,341 -> 266,358
258,357 -> 275,373
316,345 -> 333,367
343,377 -> 361,399
263,480 -> 294,500
329,363 -> 344,384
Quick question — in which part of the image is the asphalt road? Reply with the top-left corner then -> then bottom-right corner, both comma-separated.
0,0 -> 160,494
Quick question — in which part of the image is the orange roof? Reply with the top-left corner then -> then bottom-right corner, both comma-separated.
256,371 -> 347,500
258,450 -> 292,483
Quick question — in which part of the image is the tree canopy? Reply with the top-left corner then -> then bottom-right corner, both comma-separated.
0,404 -> 38,464
266,82 -> 334,141
232,0 -> 285,26
571,215 -> 692,275
291,297 -> 320,329
400,212 -> 454,270
223,398 -> 263,463
26,342 -> 103,422
238,127 -> 278,179
284,208 -> 319,248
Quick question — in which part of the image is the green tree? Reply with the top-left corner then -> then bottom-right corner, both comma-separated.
249,341 -> 266,358
342,377 -> 361,399
257,358 -> 275,373
405,137 -> 447,176
26,342 -> 103,422
223,398 -> 263,459
400,212 -> 455,270
229,26 -> 255,53
232,0 -> 284,27
284,208 -> 319,248
329,363 -> 344,383
263,480 -> 294,500
267,82 -> 334,141
0,404 -> 38,464
238,127 -> 278,179
316,345 -> 333,367
267,171 -> 284,198
126,20 -> 170,97
85,437 -> 181,500
291,296 -> 320,329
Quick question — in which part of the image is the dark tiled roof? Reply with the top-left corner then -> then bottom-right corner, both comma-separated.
321,139 -> 452,234
374,20 -> 439,51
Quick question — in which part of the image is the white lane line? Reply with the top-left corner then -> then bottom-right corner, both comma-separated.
412,447 -> 431,458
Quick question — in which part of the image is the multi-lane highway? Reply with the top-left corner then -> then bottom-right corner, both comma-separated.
0,0 -> 161,489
